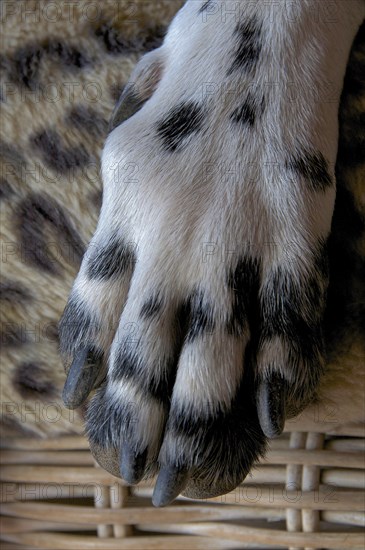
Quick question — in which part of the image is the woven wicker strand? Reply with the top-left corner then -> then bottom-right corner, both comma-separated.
286,431 -> 306,550
302,432 -> 325,548
1,429 -> 364,550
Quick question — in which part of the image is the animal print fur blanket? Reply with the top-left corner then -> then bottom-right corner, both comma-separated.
1,0 -> 364,470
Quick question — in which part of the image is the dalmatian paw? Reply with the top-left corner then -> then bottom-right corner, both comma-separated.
59,0 -> 364,505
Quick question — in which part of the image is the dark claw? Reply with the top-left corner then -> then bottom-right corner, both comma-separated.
109,87 -> 145,132
120,442 -> 148,484
62,347 -> 101,409
152,466 -> 190,507
257,373 -> 286,438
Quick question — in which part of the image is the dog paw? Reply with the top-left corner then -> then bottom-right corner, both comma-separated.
59,0 -> 338,505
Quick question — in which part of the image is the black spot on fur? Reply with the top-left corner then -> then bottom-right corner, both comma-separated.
228,18 -> 262,75
59,294 -> 100,358
95,24 -> 134,54
0,140 -> 27,180
230,94 -> 259,126
31,129 -> 91,173
11,45 -> 43,89
95,24 -> 166,55
286,150 -> 333,191
44,40 -> 90,69
86,238 -> 135,280
111,346 -> 174,406
17,193 -> 84,275
0,178 -> 14,201
140,295 -> 163,319
7,41 -> 89,89
184,290 -> 215,342
199,0 -> 213,13
13,362 -> 56,399
156,102 -> 204,152
65,105 -> 108,138
226,256 -> 261,336
0,281 -> 32,303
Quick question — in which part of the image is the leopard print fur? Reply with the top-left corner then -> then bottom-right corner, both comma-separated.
1,0 -> 182,437
1,0 -> 364,506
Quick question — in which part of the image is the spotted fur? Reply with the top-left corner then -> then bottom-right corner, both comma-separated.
156,101 -> 205,152
228,17 -> 262,74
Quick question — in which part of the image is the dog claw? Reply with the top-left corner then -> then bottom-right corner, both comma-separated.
120,442 -> 148,484
109,87 -> 144,132
62,347 -> 100,409
257,374 -> 286,438
152,466 -> 190,507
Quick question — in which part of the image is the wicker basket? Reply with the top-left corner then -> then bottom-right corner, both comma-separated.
1,424 -> 364,550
